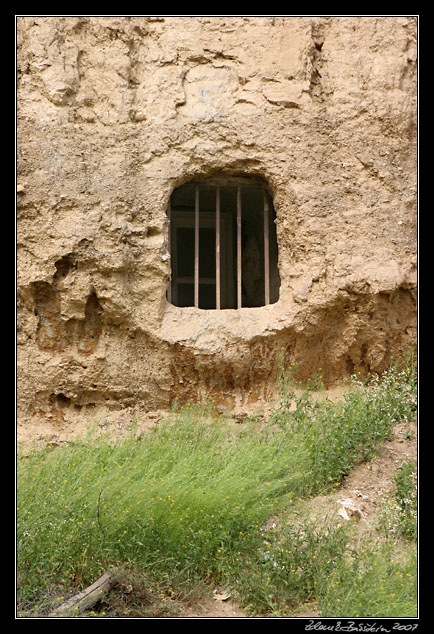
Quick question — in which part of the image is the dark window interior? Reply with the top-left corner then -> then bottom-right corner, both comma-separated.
167,177 -> 280,309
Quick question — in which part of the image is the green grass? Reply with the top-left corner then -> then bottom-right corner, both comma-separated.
317,540 -> 417,618
233,514 -> 352,615
378,458 -> 418,543
232,517 -> 417,618
393,460 -> 418,541
17,358 -> 417,617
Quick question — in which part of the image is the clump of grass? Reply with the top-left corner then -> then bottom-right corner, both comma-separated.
233,519 -> 417,618
317,539 -> 417,618
17,404 -> 307,604
234,516 -> 351,615
271,361 -> 416,496
379,460 -> 417,542
394,460 -> 417,541
17,357 -> 417,617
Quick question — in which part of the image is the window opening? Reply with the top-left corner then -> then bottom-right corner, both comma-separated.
167,177 -> 280,309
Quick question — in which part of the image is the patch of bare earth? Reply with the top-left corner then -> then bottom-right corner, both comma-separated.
179,590 -> 249,618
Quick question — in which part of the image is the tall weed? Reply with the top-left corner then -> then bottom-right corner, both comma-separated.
271,362 -> 416,495
317,540 -> 417,618
235,517 -> 351,615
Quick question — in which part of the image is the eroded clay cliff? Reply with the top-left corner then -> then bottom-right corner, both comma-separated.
17,16 -> 417,436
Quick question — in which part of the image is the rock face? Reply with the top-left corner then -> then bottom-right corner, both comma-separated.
17,16 -> 417,429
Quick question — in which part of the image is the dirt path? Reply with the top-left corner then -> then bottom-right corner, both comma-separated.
293,418 -> 417,532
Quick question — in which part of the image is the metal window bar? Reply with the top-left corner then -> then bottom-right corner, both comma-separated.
169,180 -> 273,310
237,186 -> 242,309
264,191 -> 270,306
167,199 -> 172,304
216,187 -> 221,310
194,186 -> 199,308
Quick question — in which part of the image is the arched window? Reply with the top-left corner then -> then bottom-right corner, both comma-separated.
167,177 -> 280,309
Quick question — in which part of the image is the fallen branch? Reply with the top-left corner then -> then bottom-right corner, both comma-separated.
48,567 -> 120,617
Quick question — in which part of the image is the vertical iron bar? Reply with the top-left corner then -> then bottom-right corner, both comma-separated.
167,199 -> 172,304
237,186 -> 242,309
216,187 -> 221,310
195,186 -> 199,308
264,191 -> 270,306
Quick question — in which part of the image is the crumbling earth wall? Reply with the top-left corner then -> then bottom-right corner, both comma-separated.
17,16 -> 417,431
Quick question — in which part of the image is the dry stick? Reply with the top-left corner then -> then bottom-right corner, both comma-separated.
96,489 -> 106,542
68,489 -> 106,578
116,223 -> 128,244
48,568 -> 121,617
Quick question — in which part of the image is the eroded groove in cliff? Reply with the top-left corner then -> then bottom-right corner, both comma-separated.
31,281 -> 103,354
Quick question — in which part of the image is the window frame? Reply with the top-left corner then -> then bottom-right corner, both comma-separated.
167,178 -> 277,310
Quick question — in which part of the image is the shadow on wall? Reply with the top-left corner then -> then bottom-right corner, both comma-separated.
168,285 -> 417,410
31,271 -> 103,355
